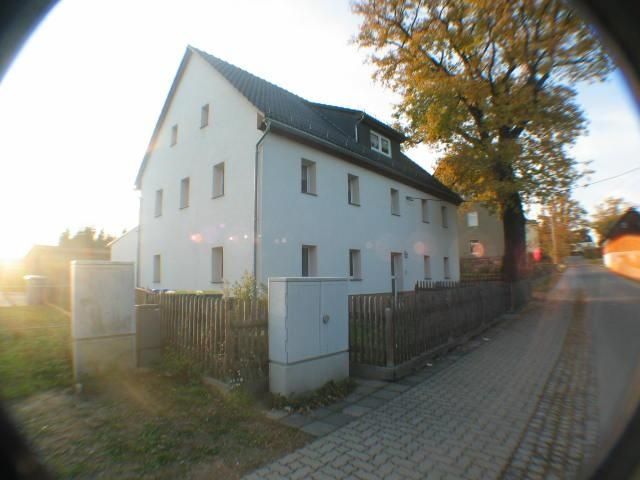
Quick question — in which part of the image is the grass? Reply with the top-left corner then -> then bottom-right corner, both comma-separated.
2,306 -> 309,478
0,305 -> 72,399
269,378 -> 356,413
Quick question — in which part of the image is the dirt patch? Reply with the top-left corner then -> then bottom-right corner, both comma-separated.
9,372 -> 309,479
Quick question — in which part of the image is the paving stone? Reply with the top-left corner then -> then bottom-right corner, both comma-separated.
246,274 -> 601,480
342,404 -> 373,417
356,396 -> 387,409
309,407 -> 333,419
280,413 -> 312,429
301,421 -> 338,437
383,383 -> 412,393
370,389 -> 400,401
323,412 -> 355,427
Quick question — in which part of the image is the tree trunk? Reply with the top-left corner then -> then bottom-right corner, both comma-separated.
501,191 -> 527,282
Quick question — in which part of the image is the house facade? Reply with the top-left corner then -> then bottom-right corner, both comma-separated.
601,207 -> 640,280
135,47 -> 462,294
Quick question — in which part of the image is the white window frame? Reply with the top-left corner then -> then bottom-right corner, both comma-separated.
348,174 -> 360,206
170,124 -> 178,146
444,256 -> 451,279
301,245 -> 317,277
424,255 -> 431,279
301,159 -> 317,195
180,177 -> 190,209
212,162 -> 224,198
349,249 -> 362,280
370,130 -> 391,157
154,189 -> 163,217
441,205 -> 448,228
390,188 -> 400,216
201,104 -> 209,128
470,240 -> 482,257
153,254 -> 161,283
211,247 -> 223,283
467,211 -> 479,227
421,199 -> 430,223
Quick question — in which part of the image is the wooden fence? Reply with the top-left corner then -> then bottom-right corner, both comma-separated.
350,281 -> 526,379
138,290 -> 268,380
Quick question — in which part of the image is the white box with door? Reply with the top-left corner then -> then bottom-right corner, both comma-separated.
268,277 -> 349,397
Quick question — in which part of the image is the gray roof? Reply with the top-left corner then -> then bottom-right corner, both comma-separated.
136,46 -> 461,204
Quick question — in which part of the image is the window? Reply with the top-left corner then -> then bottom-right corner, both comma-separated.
370,131 -> 391,157
301,245 -> 317,277
390,188 -> 400,215
211,247 -> 223,282
301,159 -> 316,194
421,199 -> 430,223
153,255 -> 161,283
467,211 -> 479,227
154,189 -> 163,217
348,174 -> 360,205
201,104 -> 209,128
349,249 -> 362,279
171,124 -> 178,146
180,177 -> 190,209
470,240 -> 483,257
424,256 -> 431,279
213,162 -> 224,197
441,205 -> 448,227
444,257 -> 451,279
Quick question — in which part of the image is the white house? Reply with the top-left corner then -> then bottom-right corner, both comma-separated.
134,46 -> 462,294
109,227 -> 139,282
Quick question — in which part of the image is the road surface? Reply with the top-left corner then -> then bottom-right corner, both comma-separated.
248,260 -> 640,479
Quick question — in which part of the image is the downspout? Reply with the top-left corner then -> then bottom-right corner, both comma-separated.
354,112 -> 365,143
253,119 -> 271,289
135,193 -> 142,288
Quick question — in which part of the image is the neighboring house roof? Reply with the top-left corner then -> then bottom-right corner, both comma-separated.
135,46 -> 462,205
601,207 -> 640,244
107,226 -> 139,248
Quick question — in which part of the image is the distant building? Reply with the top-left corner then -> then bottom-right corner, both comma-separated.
601,207 -> 640,280
24,245 -> 110,309
109,227 -> 139,282
457,203 -> 539,276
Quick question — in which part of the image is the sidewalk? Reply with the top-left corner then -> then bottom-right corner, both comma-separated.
247,270 -> 596,479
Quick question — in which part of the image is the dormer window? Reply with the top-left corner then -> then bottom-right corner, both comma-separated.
370,131 -> 391,157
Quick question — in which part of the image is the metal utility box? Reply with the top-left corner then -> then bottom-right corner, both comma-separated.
268,277 -> 349,397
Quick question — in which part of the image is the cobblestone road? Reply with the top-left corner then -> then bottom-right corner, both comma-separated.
247,267 -> 600,479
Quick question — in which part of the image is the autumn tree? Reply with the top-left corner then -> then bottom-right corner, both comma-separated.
353,0 -> 612,280
537,195 -> 589,262
591,196 -> 633,242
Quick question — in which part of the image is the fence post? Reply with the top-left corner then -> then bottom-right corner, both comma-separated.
384,306 -> 395,368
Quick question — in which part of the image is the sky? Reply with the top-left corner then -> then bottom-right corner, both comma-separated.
0,0 -> 639,260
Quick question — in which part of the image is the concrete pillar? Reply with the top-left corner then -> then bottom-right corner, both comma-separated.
268,277 -> 349,397
136,304 -> 164,367
71,261 -> 135,381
